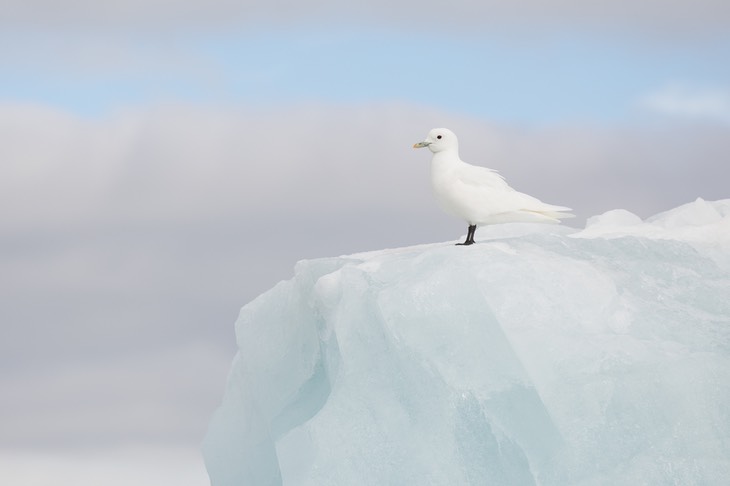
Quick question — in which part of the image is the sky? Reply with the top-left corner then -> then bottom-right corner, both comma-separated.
1,0 -> 729,483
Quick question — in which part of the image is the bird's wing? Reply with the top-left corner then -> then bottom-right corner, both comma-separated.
453,162 -> 511,191
448,160 -> 573,222
456,162 -> 572,212
449,168 -> 573,221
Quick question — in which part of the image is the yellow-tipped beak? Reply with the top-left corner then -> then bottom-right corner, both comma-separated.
413,141 -> 430,149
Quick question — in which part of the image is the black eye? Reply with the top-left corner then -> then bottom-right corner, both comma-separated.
437,135 -> 442,139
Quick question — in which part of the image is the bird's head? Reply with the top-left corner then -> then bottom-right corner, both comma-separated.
413,128 -> 459,154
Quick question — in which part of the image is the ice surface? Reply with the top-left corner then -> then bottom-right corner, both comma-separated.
204,199 -> 730,485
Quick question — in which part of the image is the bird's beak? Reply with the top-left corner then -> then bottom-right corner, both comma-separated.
413,141 -> 430,149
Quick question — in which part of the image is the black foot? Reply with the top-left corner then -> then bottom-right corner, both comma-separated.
456,224 -> 477,246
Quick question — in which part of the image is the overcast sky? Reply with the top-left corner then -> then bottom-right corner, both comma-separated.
1,0 -> 729,483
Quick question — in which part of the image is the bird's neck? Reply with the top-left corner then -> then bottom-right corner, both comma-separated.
431,149 -> 460,168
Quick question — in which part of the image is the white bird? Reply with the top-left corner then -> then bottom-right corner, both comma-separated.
413,128 -> 573,245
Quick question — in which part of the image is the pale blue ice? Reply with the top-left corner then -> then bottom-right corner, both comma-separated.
204,199 -> 730,485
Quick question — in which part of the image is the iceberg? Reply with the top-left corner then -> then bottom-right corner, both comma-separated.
203,199 -> 730,485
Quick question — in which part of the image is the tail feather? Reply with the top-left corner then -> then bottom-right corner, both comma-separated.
526,208 -> 575,221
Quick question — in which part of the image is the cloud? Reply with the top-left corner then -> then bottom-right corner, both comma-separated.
1,343 -> 232,447
0,445 -> 208,486
3,101 -> 726,233
640,84 -> 730,123
0,103 -> 412,231
1,0 -> 729,39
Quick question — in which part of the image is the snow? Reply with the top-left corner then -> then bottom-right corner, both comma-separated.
204,199 -> 730,485
575,198 -> 730,244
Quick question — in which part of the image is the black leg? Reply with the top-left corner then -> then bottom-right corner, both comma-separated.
456,224 -> 477,246
467,224 -> 476,244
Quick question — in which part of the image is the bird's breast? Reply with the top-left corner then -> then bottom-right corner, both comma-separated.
430,162 -> 474,220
